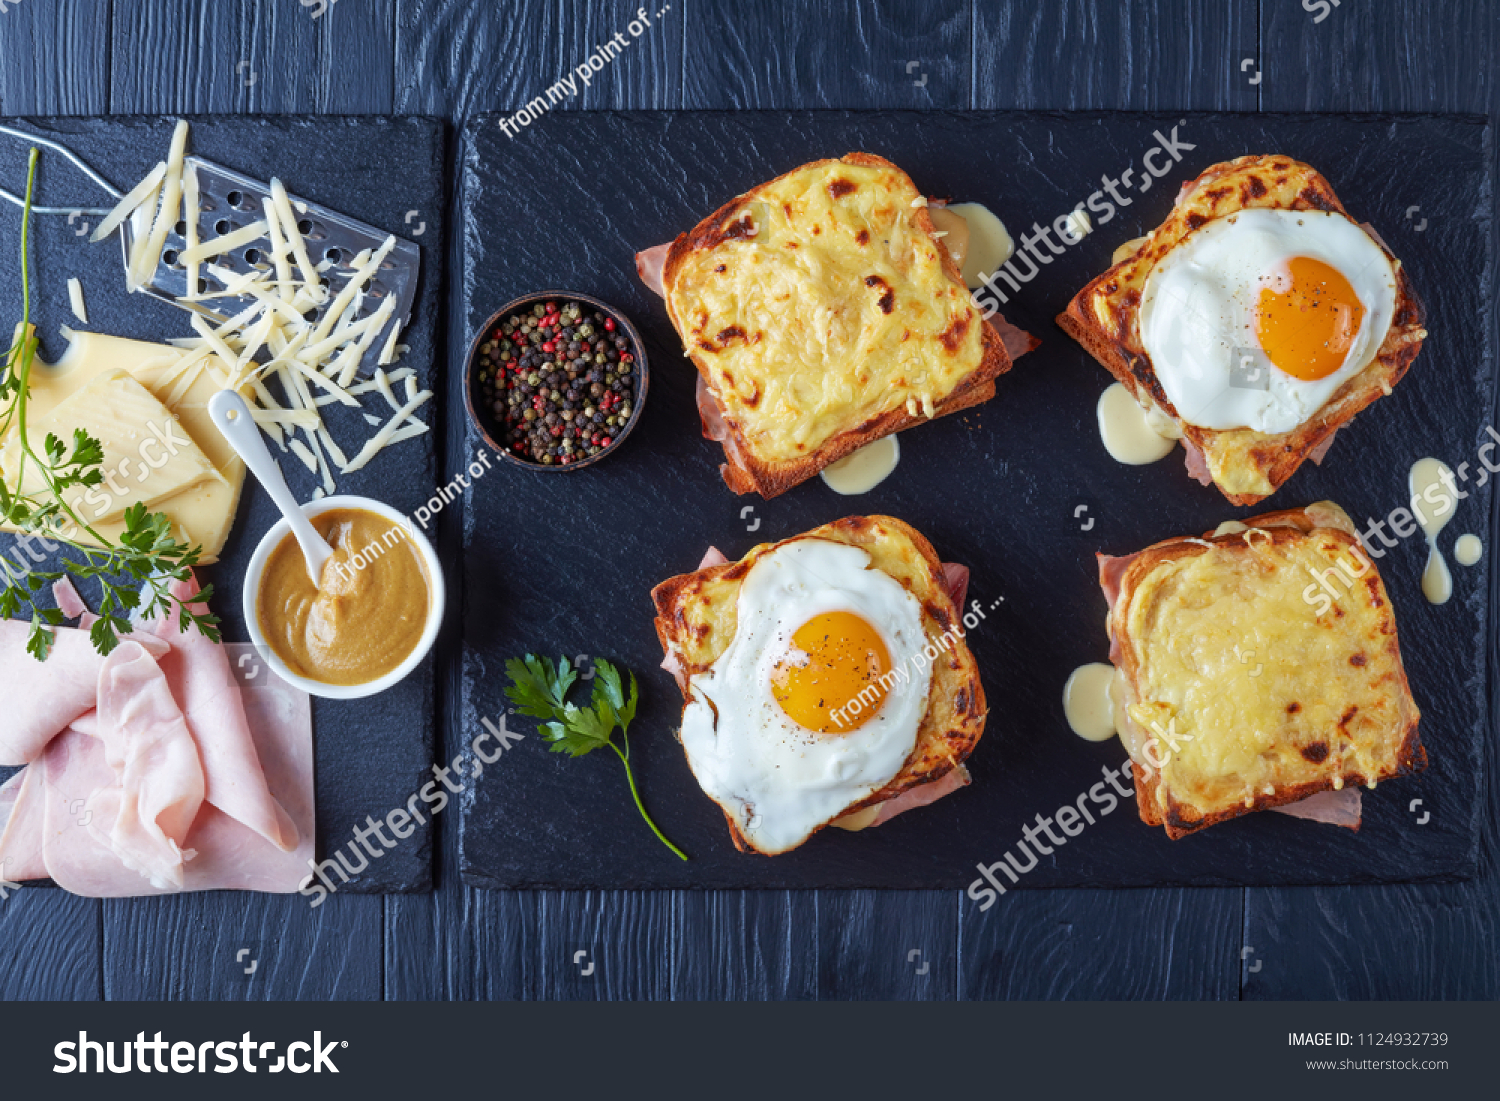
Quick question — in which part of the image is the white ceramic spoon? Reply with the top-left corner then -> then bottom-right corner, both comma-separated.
209,389 -> 333,586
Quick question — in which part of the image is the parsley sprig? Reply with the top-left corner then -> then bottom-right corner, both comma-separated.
2,147 -> 220,659
504,654 -> 688,861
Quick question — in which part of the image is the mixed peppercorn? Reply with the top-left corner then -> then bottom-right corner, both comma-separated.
475,299 -> 639,465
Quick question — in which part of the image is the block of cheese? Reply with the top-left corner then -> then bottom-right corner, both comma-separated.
0,329 -> 248,562
2,368 -> 225,522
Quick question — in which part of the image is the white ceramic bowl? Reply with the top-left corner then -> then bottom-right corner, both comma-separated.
242,494 -> 444,700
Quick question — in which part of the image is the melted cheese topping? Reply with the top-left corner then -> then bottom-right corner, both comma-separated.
666,159 -> 985,464
1121,528 -> 1414,820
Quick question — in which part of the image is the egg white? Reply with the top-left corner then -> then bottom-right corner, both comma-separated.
679,539 -> 930,854
1140,208 -> 1397,434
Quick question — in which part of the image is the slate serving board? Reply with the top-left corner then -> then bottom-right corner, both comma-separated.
456,110 -> 1489,890
0,115 -> 447,893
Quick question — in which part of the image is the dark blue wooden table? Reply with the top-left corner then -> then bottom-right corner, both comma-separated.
0,0 -> 1495,1001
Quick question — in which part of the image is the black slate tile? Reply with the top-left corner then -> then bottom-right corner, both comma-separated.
455,109 -> 1490,892
0,116 -> 447,893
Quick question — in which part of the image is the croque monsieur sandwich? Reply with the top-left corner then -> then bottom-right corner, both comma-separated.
1060,155 -> 1427,505
637,154 -> 1034,498
652,515 -> 986,854
1099,501 -> 1425,838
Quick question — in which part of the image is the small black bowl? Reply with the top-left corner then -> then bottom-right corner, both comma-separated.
464,290 -> 650,471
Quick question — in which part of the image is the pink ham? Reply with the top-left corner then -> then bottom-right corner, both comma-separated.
88,641 -> 206,891
1309,428 -> 1338,466
144,573 -> 299,853
636,242 -> 671,298
0,621 -> 169,768
865,765 -> 971,828
25,676 -> 313,897
987,314 -> 1040,362
52,577 -> 88,621
1271,787 -> 1361,829
0,767 -> 45,883
940,562 -> 970,610
1182,437 -> 1214,486
696,374 -> 729,442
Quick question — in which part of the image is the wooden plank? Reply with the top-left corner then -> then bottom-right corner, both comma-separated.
102,893 -> 384,1000
530,891 -> 674,1000
397,0 -> 680,116
395,0 -> 565,116
0,0 -> 111,116
0,888 -> 101,1000
1242,879 -> 1500,999
974,0 -> 1259,110
818,891 -> 957,1000
1245,0 -> 1500,1001
110,0 -> 395,114
961,889 -> 1241,999
1260,0 -> 1492,113
683,0 -> 971,110
672,891 -> 817,1000
568,0 -> 684,111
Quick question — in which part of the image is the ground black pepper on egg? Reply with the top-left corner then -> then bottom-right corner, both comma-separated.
475,298 -> 638,465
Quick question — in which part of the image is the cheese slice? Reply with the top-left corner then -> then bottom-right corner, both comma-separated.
2,368 -> 224,523
0,329 -> 248,561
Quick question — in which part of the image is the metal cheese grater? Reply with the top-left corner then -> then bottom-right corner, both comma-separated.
0,125 -> 419,376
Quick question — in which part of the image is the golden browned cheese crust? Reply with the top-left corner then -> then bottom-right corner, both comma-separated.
1058,155 -> 1427,505
1106,502 -> 1424,839
663,153 -> 1013,499
651,515 -> 987,852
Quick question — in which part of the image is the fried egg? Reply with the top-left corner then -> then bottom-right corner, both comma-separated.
1139,208 -> 1397,434
678,538 -> 930,854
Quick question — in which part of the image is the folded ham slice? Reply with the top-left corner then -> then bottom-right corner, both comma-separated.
0,767 -> 45,883
0,620 -> 170,768
0,570 -> 314,896
31,683 -> 314,897
88,641 -> 206,890
636,242 -> 670,298
144,574 -> 299,853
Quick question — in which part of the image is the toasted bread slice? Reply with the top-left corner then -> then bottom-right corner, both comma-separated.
651,515 -> 987,854
661,153 -> 1015,499
1059,155 -> 1427,505
1099,501 -> 1424,839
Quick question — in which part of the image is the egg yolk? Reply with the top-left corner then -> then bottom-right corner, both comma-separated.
770,612 -> 892,734
1254,256 -> 1365,382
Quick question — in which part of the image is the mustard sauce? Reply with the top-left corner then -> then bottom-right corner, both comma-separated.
258,508 -> 430,686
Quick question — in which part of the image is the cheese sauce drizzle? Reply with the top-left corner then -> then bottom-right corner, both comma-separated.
1409,457 -> 1458,605
1454,533 -> 1483,567
820,435 -> 900,495
1063,662 -> 1119,742
1097,382 -> 1177,465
